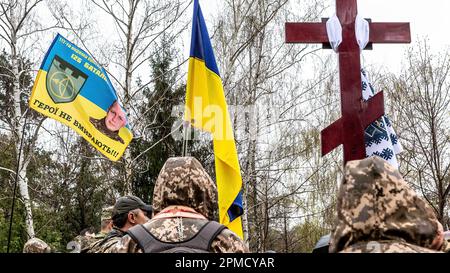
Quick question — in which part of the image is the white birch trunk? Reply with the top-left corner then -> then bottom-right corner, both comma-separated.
122,2 -> 134,196
10,20 -> 35,239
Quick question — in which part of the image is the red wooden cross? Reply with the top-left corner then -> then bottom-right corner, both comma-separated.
285,0 -> 410,164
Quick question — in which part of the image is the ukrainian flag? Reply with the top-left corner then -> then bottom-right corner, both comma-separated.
185,0 -> 244,238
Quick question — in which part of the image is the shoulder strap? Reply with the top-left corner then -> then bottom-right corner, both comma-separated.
126,221 -> 226,253
126,224 -> 158,253
97,229 -> 122,246
184,221 -> 226,251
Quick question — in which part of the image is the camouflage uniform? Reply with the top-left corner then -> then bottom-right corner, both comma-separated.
23,238 -> 51,253
95,205 -> 114,240
86,228 -> 127,253
89,116 -> 124,144
82,206 -> 114,253
329,156 -> 444,253
74,234 -> 97,253
111,157 -> 249,253
88,196 -> 151,253
440,232 -> 450,252
442,241 -> 450,253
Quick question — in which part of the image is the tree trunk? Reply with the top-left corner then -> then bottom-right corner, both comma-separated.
123,149 -> 133,195
241,189 -> 250,244
122,1 -> 135,195
11,28 -> 35,239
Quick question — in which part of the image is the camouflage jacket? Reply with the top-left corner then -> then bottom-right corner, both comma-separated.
73,234 -> 97,253
93,231 -> 109,240
111,157 -> 249,253
111,206 -> 249,253
329,156 -> 443,253
86,228 -> 126,253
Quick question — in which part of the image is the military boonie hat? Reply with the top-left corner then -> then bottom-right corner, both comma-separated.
101,206 -> 114,221
112,195 -> 152,218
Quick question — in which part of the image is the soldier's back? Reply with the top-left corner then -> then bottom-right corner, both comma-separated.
144,218 -> 248,253
86,229 -> 125,253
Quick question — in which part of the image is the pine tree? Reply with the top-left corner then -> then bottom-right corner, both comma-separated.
129,38 -> 184,203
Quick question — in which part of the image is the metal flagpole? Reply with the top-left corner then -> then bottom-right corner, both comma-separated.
182,120 -> 191,157
7,111 -> 29,253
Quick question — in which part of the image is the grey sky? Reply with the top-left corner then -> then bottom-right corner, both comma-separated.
357,0 -> 450,73
200,0 -> 450,74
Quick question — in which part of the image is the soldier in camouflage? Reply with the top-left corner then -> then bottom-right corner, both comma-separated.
23,237 -> 51,253
443,231 -> 450,252
95,205 -> 114,240
111,157 -> 249,253
73,227 -> 97,252
87,196 -> 151,253
329,156 -> 445,253
81,206 -> 114,252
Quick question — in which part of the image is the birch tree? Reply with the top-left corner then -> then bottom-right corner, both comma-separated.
386,41 -> 450,228
86,0 -> 190,195
0,0 -> 52,239
213,0 -> 328,250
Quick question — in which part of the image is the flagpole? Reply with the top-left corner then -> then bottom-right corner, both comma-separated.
182,120 -> 190,157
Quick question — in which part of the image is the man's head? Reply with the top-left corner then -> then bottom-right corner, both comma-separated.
23,238 -> 51,253
105,100 -> 126,132
152,157 -> 218,221
101,206 -> 114,233
112,195 -> 152,231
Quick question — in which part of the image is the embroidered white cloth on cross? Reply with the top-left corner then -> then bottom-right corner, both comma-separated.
361,69 -> 403,168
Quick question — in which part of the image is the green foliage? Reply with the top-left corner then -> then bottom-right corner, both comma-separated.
0,135 -> 113,252
0,202 -> 27,253
290,220 -> 329,253
31,140 -> 112,251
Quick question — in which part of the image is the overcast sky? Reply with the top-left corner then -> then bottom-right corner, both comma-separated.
356,0 -> 450,73
199,0 -> 450,74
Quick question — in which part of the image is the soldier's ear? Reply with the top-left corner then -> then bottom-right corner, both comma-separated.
128,212 -> 136,224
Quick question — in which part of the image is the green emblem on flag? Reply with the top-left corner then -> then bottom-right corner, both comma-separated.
46,55 -> 87,103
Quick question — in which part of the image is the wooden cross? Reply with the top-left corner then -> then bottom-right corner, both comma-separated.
285,0 -> 410,163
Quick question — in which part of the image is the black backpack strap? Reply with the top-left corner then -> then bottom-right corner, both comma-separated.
97,229 -> 123,247
183,221 -> 227,251
126,224 -> 159,253
127,221 -> 227,253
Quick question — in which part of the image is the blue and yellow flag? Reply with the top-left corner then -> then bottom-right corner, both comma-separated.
184,0 -> 244,238
29,34 -> 132,161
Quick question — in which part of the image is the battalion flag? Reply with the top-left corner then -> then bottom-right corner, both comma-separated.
184,0 -> 244,238
29,34 -> 132,161
362,69 -> 403,168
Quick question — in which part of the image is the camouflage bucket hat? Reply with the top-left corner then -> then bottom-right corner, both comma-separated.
152,157 -> 218,221
329,156 -> 440,252
101,206 -> 114,221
